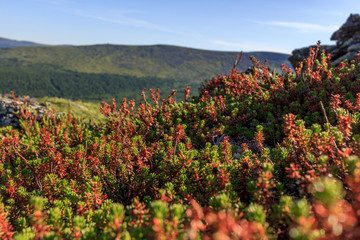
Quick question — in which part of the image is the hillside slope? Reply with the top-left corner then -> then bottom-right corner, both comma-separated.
0,44 -> 290,80
0,43 -> 291,102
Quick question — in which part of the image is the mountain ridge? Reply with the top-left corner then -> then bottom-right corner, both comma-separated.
0,42 -> 291,80
0,37 -> 46,48
0,36 -> 291,102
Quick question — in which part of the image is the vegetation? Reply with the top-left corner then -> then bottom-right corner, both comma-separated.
0,44 -> 290,79
1,44 -> 360,239
0,44 -> 290,102
37,97 -> 105,123
0,60 -> 186,103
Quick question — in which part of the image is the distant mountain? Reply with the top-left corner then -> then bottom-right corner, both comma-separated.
0,43 -> 290,80
0,37 -> 46,48
0,40 -> 291,102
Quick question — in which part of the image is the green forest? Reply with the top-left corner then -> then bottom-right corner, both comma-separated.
0,60 -> 187,103
0,44 -> 290,103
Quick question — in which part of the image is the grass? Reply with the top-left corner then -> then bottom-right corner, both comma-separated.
38,97 -> 105,123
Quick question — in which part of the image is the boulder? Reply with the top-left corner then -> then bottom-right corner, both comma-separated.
332,51 -> 358,66
289,45 -> 336,68
289,14 -> 360,68
331,14 -> 360,45
0,94 -> 48,128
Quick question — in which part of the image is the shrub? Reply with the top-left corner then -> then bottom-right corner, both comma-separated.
1,46 -> 360,239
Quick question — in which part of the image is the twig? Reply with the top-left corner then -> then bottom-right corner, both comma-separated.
320,101 -> 339,150
80,140 -> 88,176
320,101 -> 329,124
173,138 -> 178,161
117,126 -> 130,144
232,51 -> 243,70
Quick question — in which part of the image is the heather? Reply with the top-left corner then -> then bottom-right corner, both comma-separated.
1,45 -> 360,239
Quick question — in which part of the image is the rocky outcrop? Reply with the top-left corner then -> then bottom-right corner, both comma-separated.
0,94 -> 48,128
289,14 -> 360,68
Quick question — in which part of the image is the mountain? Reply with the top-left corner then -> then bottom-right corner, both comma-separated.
0,44 -> 290,80
0,40 -> 291,102
0,37 -> 46,48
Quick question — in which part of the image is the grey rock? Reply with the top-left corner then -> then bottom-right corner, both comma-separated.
288,45 -> 335,68
332,51 -> 358,65
289,14 -> 360,68
331,14 -> 360,43
0,94 -> 50,128
348,43 -> 360,51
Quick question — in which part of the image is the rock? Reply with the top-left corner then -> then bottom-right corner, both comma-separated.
289,14 -> 360,68
0,93 -> 49,128
212,133 -> 271,156
331,14 -> 360,44
348,42 -> 360,51
289,45 -> 335,68
243,66 -> 273,80
332,51 -> 358,65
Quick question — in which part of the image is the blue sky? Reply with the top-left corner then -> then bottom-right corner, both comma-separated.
1,0 -> 359,54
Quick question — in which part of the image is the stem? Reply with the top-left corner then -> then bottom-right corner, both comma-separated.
320,101 -> 339,150
320,101 -> 329,124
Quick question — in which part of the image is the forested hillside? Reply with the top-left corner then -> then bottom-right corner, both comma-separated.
0,44 -> 290,102
0,60 -> 182,102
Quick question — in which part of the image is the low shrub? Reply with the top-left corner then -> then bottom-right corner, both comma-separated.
1,44 -> 360,239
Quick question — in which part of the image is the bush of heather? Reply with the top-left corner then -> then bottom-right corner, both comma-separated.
1,44 -> 360,239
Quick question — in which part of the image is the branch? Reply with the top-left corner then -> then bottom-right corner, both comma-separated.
232,51 -> 243,70
320,101 -> 339,150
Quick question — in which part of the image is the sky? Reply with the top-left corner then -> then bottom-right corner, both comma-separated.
1,0 -> 360,54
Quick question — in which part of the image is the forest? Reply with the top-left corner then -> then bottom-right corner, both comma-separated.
0,59 -> 185,103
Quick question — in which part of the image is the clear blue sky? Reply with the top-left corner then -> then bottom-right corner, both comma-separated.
1,0 -> 359,54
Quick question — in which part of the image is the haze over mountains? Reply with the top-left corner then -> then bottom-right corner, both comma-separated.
0,37 -> 46,48
0,37 -> 291,102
